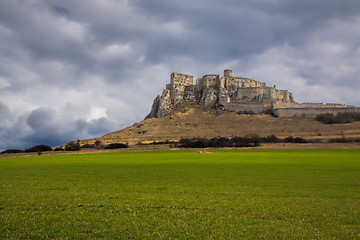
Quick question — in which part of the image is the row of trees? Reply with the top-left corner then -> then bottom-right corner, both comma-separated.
1,144 -> 52,154
1,141 -> 128,154
175,135 -> 315,148
178,136 -> 260,148
54,141 -> 129,151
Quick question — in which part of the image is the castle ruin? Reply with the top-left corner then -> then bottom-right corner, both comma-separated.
147,70 -> 359,118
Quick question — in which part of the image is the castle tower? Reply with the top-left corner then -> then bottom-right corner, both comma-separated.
170,72 -> 193,89
224,69 -> 232,77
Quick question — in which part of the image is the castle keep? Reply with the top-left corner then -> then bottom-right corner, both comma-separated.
147,70 -> 358,118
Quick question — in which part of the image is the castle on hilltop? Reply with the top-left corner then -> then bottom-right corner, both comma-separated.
147,69 -> 358,118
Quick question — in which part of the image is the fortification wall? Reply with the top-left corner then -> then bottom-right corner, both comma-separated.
225,77 -> 264,89
236,87 -> 267,101
273,101 -> 351,109
273,107 -> 360,118
221,101 -> 272,114
234,87 -> 291,102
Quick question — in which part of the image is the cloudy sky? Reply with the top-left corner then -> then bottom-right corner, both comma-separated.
0,0 -> 359,151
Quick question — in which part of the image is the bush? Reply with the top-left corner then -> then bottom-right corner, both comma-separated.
284,136 -> 308,143
1,149 -> 23,154
54,147 -> 64,151
316,112 -> 360,124
205,137 -> 229,148
293,137 -> 308,143
65,141 -> 81,151
105,143 -> 129,149
179,138 -> 208,148
232,137 -> 258,147
94,140 -> 102,148
25,145 -> 52,152
328,137 -> 360,143
261,134 -> 280,143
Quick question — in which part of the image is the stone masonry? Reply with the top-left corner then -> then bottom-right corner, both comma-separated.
147,70 -> 359,118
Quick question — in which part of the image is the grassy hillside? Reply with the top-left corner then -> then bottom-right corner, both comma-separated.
81,103 -> 360,146
1,149 -> 360,238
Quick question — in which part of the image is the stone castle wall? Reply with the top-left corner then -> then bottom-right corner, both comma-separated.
170,73 -> 193,87
146,69 -> 359,118
274,107 -> 360,118
273,101 -> 348,109
221,101 -> 272,114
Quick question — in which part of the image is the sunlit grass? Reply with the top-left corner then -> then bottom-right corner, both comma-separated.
1,149 -> 360,239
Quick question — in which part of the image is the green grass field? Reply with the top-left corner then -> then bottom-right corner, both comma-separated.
1,149 -> 360,239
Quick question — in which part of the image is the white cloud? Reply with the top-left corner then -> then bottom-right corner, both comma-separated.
96,44 -> 132,60
0,76 -> 10,89
54,17 -> 87,43
88,107 -> 108,121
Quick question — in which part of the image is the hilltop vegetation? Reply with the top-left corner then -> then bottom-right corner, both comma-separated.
316,112 -> 360,124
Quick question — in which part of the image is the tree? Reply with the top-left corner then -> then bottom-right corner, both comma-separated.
65,141 -> 81,151
24,145 -> 52,152
94,140 -> 102,149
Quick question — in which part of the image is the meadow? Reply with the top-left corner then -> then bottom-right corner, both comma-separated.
1,149 -> 359,239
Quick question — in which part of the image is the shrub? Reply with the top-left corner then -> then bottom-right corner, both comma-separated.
261,134 -> 280,143
210,137 -> 232,148
180,138 -> 208,148
293,137 -> 308,143
1,149 -> 23,154
284,136 -> 308,143
54,147 -> 64,151
65,141 -> 81,151
105,143 -> 129,149
316,112 -> 360,124
25,145 -> 52,152
232,137 -> 257,147
328,137 -> 360,143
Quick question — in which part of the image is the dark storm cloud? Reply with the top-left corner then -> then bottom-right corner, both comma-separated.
134,0 -> 360,59
0,106 -> 119,151
27,107 -> 57,129
0,0 -> 359,151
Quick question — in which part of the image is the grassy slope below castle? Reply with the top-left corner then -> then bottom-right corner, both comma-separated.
82,103 -> 360,146
1,149 -> 359,239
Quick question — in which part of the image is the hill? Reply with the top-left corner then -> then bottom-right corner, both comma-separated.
74,69 -> 360,148
80,103 -> 360,146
